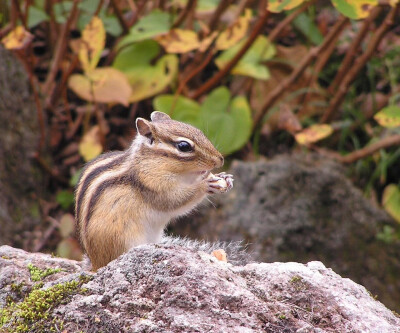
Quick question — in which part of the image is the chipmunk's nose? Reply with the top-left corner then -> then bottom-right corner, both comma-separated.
215,154 -> 224,168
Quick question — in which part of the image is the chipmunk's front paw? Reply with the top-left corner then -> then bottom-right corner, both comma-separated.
207,172 -> 234,194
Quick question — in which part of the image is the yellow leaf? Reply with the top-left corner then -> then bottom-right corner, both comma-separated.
352,0 -> 378,19
382,184 -> 400,223
198,31 -> 218,52
374,105 -> 400,128
155,29 -> 200,53
78,16 -> 105,73
68,67 -> 132,106
216,9 -> 252,50
79,125 -> 103,162
295,124 -> 333,145
1,26 -> 34,50
268,0 -> 307,13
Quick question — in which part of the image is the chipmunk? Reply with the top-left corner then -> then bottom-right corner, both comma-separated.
75,111 -> 234,271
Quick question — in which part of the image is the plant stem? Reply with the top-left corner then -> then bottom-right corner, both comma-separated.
253,16 -> 349,130
321,4 -> 399,123
319,134 -> 400,164
43,0 -> 79,97
110,0 -> 130,34
172,0 -> 197,28
190,8 -> 270,100
329,6 -> 382,94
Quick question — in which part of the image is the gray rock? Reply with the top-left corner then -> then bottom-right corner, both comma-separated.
0,46 -> 42,249
0,245 -> 399,333
172,154 -> 400,312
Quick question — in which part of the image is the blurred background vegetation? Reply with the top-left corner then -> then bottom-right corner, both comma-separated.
1,0 -> 400,295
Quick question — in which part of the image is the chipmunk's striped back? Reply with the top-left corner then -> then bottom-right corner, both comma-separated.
75,151 -> 127,245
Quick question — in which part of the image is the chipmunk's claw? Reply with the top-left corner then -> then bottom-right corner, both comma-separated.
207,172 -> 234,194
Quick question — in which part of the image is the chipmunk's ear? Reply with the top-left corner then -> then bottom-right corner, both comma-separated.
136,118 -> 154,142
151,111 -> 171,122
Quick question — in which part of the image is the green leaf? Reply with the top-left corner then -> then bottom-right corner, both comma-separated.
200,87 -> 252,154
215,36 -> 276,80
101,14 -> 122,37
197,0 -> 219,11
113,40 -> 178,102
77,13 -> 93,31
374,105 -> 400,128
117,10 -> 171,49
56,191 -> 74,210
154,95 -> 201,126
27,6 -> 49,28
70,168 -> 82,187
78,0 -> 101,13
113,40 -> 160,69
382,184 -> 400,223
154,87 -> 253,155
53,1 -> 73,24
292,12 -> 323,45
331,0 -> 377,19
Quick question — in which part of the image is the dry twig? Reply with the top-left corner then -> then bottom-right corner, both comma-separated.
190,8 -> 271,100
329,6 -> 382,94
318,134 -> 400,164
111,0 -> 130,34
253,16 -> 349,129
208,0 -> 234,32
172,0 -> 197,28
43,0 -> 79,97
321,4 -> 400,123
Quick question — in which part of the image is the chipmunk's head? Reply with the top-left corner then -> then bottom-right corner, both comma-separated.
134,111 -> 223,177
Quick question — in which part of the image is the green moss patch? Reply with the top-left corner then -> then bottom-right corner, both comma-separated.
0,274 -> 92,332
27,263 -> 63,282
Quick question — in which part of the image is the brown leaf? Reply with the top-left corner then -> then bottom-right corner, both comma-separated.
68,67 -> 132,106
79,125 -> 103,162
277,104 -> 302,134
59,213 -> 75,238
212,249 -> 227,262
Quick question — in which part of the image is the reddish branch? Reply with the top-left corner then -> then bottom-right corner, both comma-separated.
298,16 -> 348,115
268,0 -> 316,43
177,49 -> 215,97
329,6 -> 382,94
43,0 -> 79,96
253,16 -> 349,130
208,0 -> 234,32
321,4 -> 400,123
172,0 -> 197,28
190,9 -> 271,100
11,0 -> 26,28
330,134 -> 400,164
110,0 -> 130,34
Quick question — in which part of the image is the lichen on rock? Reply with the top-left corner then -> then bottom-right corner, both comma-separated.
1,244 -> 399,333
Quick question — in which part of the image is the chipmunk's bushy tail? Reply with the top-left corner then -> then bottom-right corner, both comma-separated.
161,235 -> 252,265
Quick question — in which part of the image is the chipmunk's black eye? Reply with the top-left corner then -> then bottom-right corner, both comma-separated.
176,140 -> 193,152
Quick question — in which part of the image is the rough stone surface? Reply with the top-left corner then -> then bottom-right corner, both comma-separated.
0,46 -> 42,249
172,154 -> 400,312
1,245 -> 399,333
